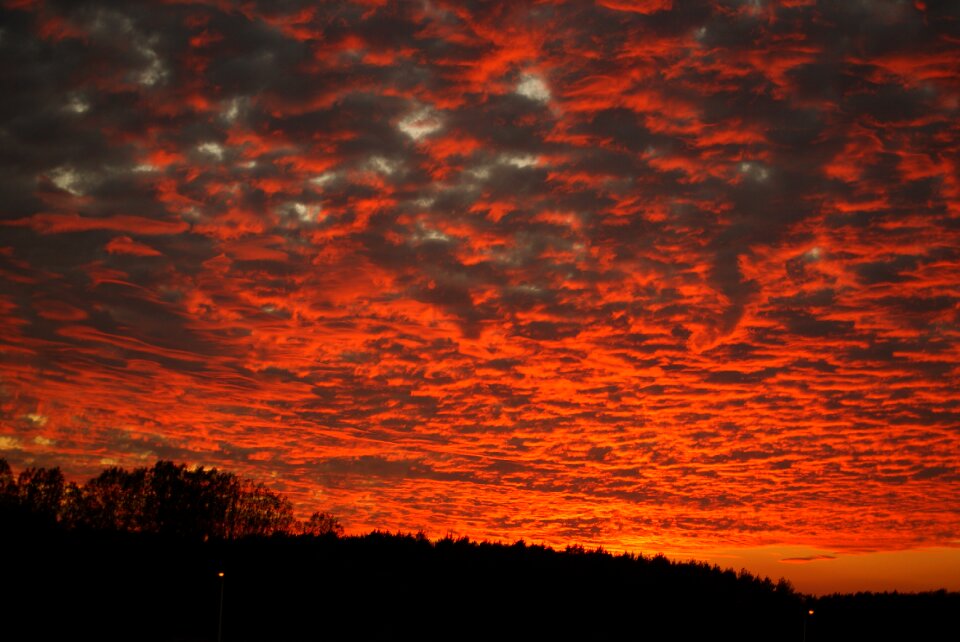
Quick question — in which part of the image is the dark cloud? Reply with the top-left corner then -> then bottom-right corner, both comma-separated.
780,554 -> 836,563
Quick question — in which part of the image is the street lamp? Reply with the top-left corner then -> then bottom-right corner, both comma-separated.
217,571 -> 225,642
802,608 -> 814,642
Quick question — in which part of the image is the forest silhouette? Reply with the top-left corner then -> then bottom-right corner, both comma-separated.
2,458 -> 955,641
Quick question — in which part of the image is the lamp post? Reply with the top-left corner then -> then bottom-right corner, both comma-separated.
217,571 -> 225,642
802,608 -> 814,642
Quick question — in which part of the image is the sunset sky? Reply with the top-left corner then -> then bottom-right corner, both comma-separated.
1,0 -> 958,594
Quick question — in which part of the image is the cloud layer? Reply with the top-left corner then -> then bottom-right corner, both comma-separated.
1,0 -> 958,557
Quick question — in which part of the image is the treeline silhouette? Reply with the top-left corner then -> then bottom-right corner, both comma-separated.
2,459 -> 956,642
0,458 -> 342,538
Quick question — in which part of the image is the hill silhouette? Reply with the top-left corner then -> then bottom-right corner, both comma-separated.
2,459 -> 955,641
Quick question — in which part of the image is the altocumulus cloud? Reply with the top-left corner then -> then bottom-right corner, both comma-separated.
0,0 -> 958,553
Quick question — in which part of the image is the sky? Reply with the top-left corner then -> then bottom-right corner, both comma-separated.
1,0 -> 958,595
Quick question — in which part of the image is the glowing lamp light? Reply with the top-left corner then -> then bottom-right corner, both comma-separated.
217,570 -> 226,642
808,609 -> 815,615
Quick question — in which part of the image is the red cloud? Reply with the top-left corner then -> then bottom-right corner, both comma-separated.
1,0 -> 958,594
105,236 -> 163,257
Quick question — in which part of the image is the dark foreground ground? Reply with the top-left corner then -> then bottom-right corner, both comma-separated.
3,524 -> 956,641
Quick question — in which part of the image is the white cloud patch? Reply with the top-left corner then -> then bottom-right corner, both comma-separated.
398,107 -> 442,141
414,196 -> 436,209
222,97 -> 245,123
49,167 -> 84,195
507,283 -> 545,296
500,153 -> 539,169
411,223 -> 452,244
280,201 -> 322,223
367,156 -> 402,175
65,95 -> 89,114
309,172 -> 339,187
197,142 -> 225,160
738,161 -> 771,182
136,37 -> 167,86
516,73 -> 551,103
90,11 -> 167,87
467,164 -> 492,181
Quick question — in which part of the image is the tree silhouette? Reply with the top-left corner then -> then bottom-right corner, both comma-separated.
15,465 -> 66,526
297,510 -> 344,536
64,465 -> 149,531
146,460 -> 233,538
0,459 -> 18,515
1,458 -> 330,540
